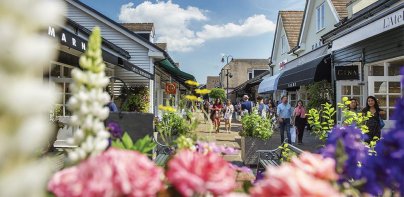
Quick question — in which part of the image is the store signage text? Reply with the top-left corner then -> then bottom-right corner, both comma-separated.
287,82 -> 297,88
335,66 -> 359,80
48,26 -> 87,52
383,10 -> 404,29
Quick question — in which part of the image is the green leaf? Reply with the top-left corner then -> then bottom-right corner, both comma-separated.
131,135 -> 157,155
122,132 -> 133,148
111,140 -> 125,149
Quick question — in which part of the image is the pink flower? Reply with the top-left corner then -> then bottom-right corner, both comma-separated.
167,149 -> 236,197
48,148 -> 163,197
291,152 -> 338,181
250,164 -> 342,197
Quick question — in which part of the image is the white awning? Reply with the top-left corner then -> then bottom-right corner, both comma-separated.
258,73 -> 282,94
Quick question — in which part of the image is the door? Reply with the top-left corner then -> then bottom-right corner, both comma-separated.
336,81 -> 365,124
368,76 -> 401,129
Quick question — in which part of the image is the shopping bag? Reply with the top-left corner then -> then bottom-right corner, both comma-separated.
290,127 -> 296,143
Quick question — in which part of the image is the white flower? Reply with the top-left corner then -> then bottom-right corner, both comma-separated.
67,27 -> 110,162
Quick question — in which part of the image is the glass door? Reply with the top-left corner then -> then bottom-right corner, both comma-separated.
336,81 -> 365,124
368,76 -> 401,129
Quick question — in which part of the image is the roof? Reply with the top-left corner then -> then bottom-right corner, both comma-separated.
331,0 -> 349,19
231,70 -> 270,93
279,11 -> 304,48
121,23 -> 154,32
155,43 -> 167,51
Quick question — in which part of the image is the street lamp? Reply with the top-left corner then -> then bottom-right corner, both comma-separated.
221,55 -> 233,99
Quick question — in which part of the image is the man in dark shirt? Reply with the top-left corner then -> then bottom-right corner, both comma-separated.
241,95 -> 253,115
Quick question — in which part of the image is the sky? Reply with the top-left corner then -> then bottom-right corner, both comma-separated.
79,0 -> 306,83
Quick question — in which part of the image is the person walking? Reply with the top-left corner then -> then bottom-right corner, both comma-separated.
257,96 -> 269,118
277,96 -> 293,144
203,99 -> 211,122
268,100 -> 276,118
224,100 -> 234,133
211,98 -> 223,133
293,100 -> 306,145
362,96 -> 385,143
241,95 -> 253,115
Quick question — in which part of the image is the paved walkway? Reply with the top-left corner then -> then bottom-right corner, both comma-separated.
196,118 -> 325,165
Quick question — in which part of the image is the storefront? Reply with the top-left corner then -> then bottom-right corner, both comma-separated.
275,50 -> 332,107
46,19 -> 152,116
325,1 -> 404,128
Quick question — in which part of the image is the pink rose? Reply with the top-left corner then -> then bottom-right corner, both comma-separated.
48,148 -> 163,197
167,150 -> 236,197
250,164 -> 342,197
291,152 -> 338,181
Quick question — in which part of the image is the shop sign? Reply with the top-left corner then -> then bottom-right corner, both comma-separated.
48,26 -> 87,52
287,82 -> 297,88
165,83 -> 176,94
333,8 -> 404,51
335,66 -> 359,80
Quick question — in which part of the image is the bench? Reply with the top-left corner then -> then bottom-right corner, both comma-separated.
256,140 -> 303,176
152,132 -> 173,167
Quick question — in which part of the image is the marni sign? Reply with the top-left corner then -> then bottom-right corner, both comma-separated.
335,66 -> 359,80
48,26 -> 87,52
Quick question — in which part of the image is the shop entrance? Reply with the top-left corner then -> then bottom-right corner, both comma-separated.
368,76 -> 401,129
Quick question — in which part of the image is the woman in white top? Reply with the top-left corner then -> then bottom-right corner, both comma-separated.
224,100 -> 234,133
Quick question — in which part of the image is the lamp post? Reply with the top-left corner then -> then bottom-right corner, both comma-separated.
221,55 -> 233,99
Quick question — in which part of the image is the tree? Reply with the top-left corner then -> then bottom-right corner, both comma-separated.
209,88 -> 226,102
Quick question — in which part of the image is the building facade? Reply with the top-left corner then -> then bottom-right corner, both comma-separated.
323,0 -> 404,128
219,59 -> 269,100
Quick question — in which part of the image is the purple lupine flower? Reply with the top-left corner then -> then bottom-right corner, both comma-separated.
107,121 -> 123,139
360,97 -> 404,195
320,125 -> 369,181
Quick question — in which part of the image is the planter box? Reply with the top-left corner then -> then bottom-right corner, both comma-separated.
107,112 -> 154,141
241,136 -> 272,166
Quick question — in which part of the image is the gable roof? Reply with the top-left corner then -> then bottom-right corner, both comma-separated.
121,23 -> 154,32
331,0 -> 349,19
279,11 -> 304,48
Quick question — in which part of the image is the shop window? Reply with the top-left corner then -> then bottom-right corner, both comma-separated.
368,65 -> 384,76
388,59 -> 404,76
289,92 -> 297,107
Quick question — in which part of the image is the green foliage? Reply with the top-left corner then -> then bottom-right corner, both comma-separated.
307,102 -> 336,141
306,80 -> 333,110
156,112 -> 190,146
111,133 -> 156,156
240,109 -> 273,140
175,135 -> 195,150
338,97 -> 371,134
209,88 -> 226,101
120,86 -> 150,112
278,143 -> 297,163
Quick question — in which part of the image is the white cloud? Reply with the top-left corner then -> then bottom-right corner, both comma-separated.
119,1 -> 276,52
197,15 -> 276,40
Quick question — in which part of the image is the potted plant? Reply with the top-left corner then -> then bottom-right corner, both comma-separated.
240,108 -> 273,165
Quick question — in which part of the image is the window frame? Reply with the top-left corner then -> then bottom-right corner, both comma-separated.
316,2 -> 325,32
281,34 -> 288,54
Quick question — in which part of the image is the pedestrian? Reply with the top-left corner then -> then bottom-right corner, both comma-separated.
268,100 -> 276,118
293,100 -> 306,145
107,92 -> 119,112
348,98 -> 360,112
224,99 -> 234,133
241,95 -> 253,115
362,96 -> 385,142
210,98 -> 223,133
277,96 -> 292,144
257,96 -> 269,118
203,99 -> 211,122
